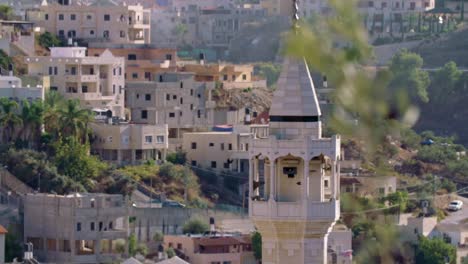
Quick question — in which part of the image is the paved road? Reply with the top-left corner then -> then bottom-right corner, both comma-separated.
440,195 -> 468,225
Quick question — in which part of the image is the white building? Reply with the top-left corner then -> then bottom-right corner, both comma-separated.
249,56 -> 341,263
25,47 -> 125,118
0,75 -> 46,102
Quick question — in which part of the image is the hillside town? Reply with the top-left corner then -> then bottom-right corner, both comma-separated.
0,0 -> 467,263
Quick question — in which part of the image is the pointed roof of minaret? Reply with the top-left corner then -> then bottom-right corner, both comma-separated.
41,0 -> 48,6
269,57 -> 321,118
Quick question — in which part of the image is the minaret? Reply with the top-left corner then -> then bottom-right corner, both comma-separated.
248,1 -> 341,263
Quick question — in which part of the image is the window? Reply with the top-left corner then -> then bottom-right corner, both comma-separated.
169,112 -> 175,118
103,30 -> 109,38
190,104 -> 193,110
145,72 -> 151,80
180,82 -> 183,88
382,2 -> 387,8
223,74 -> 228,81
128,54 -> 137,60
190,89 -> 193,96
119,86 -> 123,94
191,142 -> 197,149
99,222 -> 103,231
141,110 -> 148,119
197,94 -> 201,98
242,74 -> 247,80
49,67 -> 53,75
191,160 -> 197,166
425,2 -> 430,7
109,222 -> 113,229
145,136 -> 153,143
90,222 -> 95,231
77,222 -> 81,231
166,94 -> 170,101
368,1 -> 374,7
59,14 -> 64,20
90,30 -> 94,35
223,162 -> 229,169
221,143 -> 225,150
86,14 -> 92,20
136,93 -> 140,99
177,243 -> 182,250
166,54 -> 172,60
113,85 -> 116,94
145,94 -> 151,101
211,161 -> 217,168
119,67 -> 122,75
209,143 -> 214,147
410,2 -> 416,9
70,14 -> 76,20
120,30 -> 126,38
58,30 -> 64,36
104,14 -> 110,21
324,180 -> 329,188
197,110 -> 201,118
378,187 -> 385,195
156,136 -> 164,143
67,30 -> 76,38
173,95 -> 177,100
228,143 -> 232,150
45,14 -> 49,20
180,97 -> 183,104
245,143 -> 249,151
132,73 -> 138,79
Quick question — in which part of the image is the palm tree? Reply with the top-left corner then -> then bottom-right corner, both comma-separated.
43,91 -> 64,139
57,99 -> 92,143
0,97 -> 22,144
19,100 -> 44,148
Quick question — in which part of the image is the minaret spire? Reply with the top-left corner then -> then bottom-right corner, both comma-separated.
268,0 -> 322,140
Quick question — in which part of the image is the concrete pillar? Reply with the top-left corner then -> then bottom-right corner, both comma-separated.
94,239 -> 100,258
131,150 -> 136,164
269,162 -> 275,201
331,161 -> 336,200
303,159 -> 309,200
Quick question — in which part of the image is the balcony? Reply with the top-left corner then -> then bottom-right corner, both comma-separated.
251,199 -> 339,221
65,74 -> 99,83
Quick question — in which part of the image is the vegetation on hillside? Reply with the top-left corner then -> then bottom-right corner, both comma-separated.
37,32 -> 63,49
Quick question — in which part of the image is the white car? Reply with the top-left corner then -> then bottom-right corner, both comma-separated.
448,200 -> 463,211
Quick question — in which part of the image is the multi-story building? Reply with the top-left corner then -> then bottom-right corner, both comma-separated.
88,43 -> 177,82
26,0 -> 151,44
328,225 -> 353,264
25,47 -> 126,118
90,120 -> 169,165
249,56 -> 341,263
163,233 -> 256,264
340,175 -> 397,197
23,193 -> 129,263
0,75 -> 47,102
178,62 -> 267,89
182,124 -> 269,174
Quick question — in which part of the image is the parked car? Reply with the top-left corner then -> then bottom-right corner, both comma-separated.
420,139 -> 434,146
448,200 -> 463,211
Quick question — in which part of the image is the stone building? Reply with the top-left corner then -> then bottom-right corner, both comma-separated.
26,0 -> 151,44
23,193 -> 129,263
25,46 -> 126,118
0,75 -> 46,102
248,57 -> 341,263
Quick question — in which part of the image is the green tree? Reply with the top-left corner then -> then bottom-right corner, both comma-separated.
166,150 -> 187,165
0,49 -> 13,71
166,247 -> 176,258
5,229 -> 22,262
18,100 -> 44,148
415,237 -> 456,264
0,98 -> 22,143
431,61 -> 462,103
182,218 -> 209,234
255,63 -> 282,88
252,231 -> 262,260
54,137 -> 107,189
0,5 -> 14,20
153,231 -> 163,242
388,49 -> 430,103
37,31 -> 63,49
384,191 -> 409,211
57,99 -> 93,142
43,91 -> 65,139
128,234 -> 138,256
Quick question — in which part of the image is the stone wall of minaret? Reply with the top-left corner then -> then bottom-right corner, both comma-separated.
249,57 -> 341,264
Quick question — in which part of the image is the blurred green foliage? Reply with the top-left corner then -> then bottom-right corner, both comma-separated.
415,237 -> 456,264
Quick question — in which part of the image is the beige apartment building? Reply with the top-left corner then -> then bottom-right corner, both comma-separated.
0,20 -> 35,56
25,47 -> 126,118
27,0 -> 151,44
182,125 -> 269,174
90,120 -> 168,165
340,175 -> 397,197
88,43 -> 177,82
23,193 -> 129,264
163,234 -> 256,264
178,63 -> 267,90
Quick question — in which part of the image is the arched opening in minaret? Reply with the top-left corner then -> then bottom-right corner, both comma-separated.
275,154 -> 304,203
251,155 -> 270,201
309,155 -> 333,202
